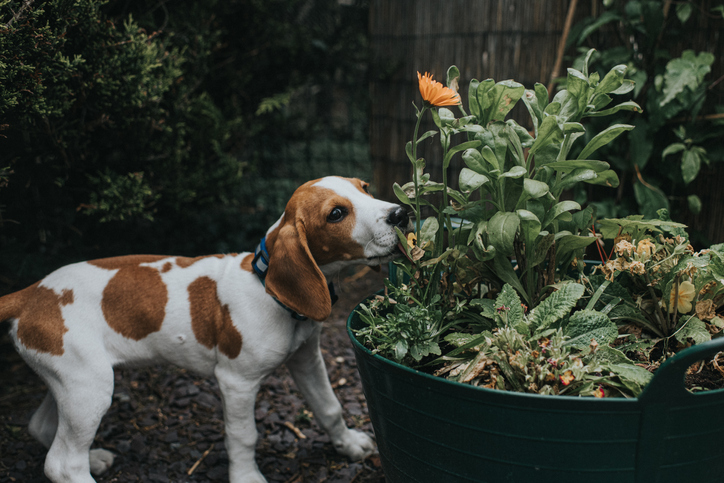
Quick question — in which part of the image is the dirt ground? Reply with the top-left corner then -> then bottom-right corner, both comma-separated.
0,266 -> 387,483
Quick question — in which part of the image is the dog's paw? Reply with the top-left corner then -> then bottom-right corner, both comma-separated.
333,429 -> 376,461
89,448 -> 115,475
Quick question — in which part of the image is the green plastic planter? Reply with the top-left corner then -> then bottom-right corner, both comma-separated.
348,305 -> 724,483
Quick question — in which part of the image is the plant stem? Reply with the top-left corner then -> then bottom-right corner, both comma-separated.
411,105 -> 428,234
644,270 -> 669,336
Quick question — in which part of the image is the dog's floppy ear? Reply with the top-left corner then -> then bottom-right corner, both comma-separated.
265,220 -> 331,321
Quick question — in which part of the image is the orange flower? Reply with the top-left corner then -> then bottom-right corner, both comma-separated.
559,370 -> 575,386
417,72 -> 461,107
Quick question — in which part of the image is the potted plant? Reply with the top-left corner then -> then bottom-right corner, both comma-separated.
347,51 -> 724,482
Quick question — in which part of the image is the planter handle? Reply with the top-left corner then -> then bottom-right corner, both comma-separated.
638,336 -> 724,402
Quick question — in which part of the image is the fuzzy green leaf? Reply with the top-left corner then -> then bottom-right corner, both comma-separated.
563,309 -> 618,350
674,317 -> 711,345
529,283 -> 585,333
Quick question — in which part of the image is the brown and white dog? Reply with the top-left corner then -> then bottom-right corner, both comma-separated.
0,176 -> 408,483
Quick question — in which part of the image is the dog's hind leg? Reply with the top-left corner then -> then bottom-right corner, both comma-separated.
29,392 -> 58,449
41,363 -> 114,483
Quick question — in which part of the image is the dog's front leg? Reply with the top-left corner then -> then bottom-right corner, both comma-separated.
285,325 -> 375,461
214,365 -> 267,483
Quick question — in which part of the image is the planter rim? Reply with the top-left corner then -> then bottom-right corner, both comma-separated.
347,294 -> 724,404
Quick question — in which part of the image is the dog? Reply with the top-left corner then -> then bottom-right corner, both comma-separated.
0,176 -> 409,483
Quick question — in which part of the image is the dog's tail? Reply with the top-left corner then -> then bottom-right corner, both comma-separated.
0,288 -> 26,324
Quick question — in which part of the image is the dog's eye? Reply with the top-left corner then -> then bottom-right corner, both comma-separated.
327,207 -> 347,223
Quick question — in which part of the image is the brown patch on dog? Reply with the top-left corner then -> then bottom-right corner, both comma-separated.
188,276 -> 242,359
13,284 -> 73,355
176,254 -> 229,269
89,255 -> 169,270
240,254 -> 253,273
101,265 -> 168,340
161,262 -> 173,273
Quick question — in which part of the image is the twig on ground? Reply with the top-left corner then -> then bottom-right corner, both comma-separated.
187,443 -> 214,476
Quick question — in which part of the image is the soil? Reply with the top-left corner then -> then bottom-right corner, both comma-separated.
0,267 -> 387,483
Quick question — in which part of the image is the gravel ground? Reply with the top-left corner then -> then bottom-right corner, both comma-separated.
0,266 -> 387,483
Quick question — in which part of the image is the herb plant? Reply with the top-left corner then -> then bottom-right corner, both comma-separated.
355,52 -> 723,398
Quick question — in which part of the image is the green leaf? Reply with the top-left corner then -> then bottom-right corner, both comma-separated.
487,212 -> 520,257
662,143 -> 686,159
480,145 -> 500,172
529,283 -> 585,333
676,2 -> 692,23
555,233 -> 597,257
578,124 -> 634,160
594,64 -> 627,95
688,195 -> 702,215
462,148 -> 487,174
492,254 -> 529,304
393,182 -> 412,205
543,200 -> 581,229
603,363 -> 653,395
674,317 -> 711,345
500,166 -> 527,179
416,130 -> 438,145
475,78 -> 496,120
528,115 -> 564,157
495,284 -> 525,330
681,149 -> 701,185
443,140 -> 482,169
661,50 -> 715,107
583,169 -> 620,189
419,216 -> 439,244
555,168 -> 598,192
546,160 -> 610,173
446,65 -> 460,89
633,182 -> 670,219
485,80 -> 525,124
459,168 -> 489,192
562,309 -> 618,350
516,209 -> 541,252
518,179 -> 549,207
468,79 -> 481,118
565,68 -> 590,118
584,100 -> 642,117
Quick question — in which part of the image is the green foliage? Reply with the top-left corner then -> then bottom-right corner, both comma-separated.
568,1 -> 724,225
429,283 -> 644,397
0,0 -> 370,282
393,51 -> 637,307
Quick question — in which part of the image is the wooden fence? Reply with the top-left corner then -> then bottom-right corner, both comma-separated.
369,0 -> 724,243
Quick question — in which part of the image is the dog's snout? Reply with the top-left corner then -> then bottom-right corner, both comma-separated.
386,206 -> 409,228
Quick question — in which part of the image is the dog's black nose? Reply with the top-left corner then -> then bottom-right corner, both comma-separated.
386,206 -> 409,228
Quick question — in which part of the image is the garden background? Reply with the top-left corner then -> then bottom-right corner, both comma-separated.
1,0 -> 723,293
1,1 -> 724,481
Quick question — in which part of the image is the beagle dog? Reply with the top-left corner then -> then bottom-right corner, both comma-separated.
0,176 -> 408,483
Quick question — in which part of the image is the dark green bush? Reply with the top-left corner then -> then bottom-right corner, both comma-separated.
567,0 -> 724,243
0,0 -> 370,285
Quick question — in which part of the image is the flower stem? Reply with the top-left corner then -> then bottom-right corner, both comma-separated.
411,105 -> 428,234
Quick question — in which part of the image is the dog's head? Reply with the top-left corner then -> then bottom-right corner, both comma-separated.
264,176 -> 408,321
